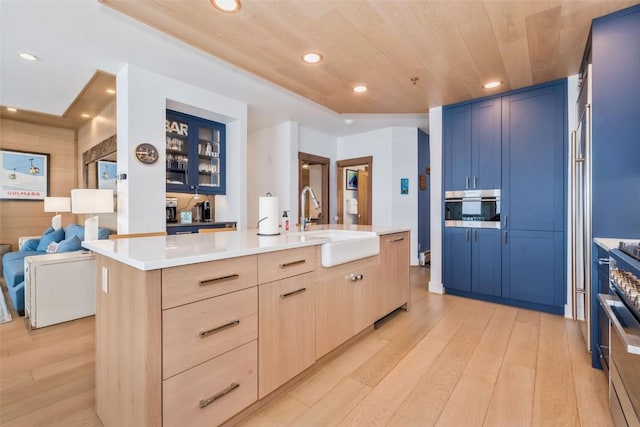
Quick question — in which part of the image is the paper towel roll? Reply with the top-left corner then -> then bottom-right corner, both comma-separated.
258,196 -> 280,235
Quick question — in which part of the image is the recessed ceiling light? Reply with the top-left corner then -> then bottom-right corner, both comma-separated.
106,88 -> 116,94
483,81 -> 502,89
6,107 -> 17,112
344,119 -> 354,125
210,0 -> 241,13
302,52 -> 323,64
353,85 -> 367,93
19,52 -> 39,61
81,113 -> 90,118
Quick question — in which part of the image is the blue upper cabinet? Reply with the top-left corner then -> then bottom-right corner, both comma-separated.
591,5 -> 640,238
471,98 -> 501,190
501,81 -> 566,232
166,110 -> 226,195
444,98 -> 501,191
444,104 -> 472,191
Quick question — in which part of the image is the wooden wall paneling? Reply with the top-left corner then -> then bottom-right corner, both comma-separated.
0,119 -> 77,250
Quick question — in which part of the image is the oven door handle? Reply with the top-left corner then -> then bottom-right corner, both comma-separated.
598,294 -> 640,355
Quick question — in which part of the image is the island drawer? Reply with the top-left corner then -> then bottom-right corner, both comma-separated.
163,340 -> 257,427
258,246 -> 317,284
162,287 -> 257,379
162,255 -> 257,309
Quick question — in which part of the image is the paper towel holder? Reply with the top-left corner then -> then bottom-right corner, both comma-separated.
257,192 -> 281,236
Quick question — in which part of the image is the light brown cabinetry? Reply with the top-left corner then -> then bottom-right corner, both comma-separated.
378,231 -> 410,317
258,272 -> 315,398
257,245 -> 316,283
315,255 -> 380,359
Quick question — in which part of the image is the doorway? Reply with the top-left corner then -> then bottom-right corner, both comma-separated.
298,152 -> 330,225
337,156 -> 373,225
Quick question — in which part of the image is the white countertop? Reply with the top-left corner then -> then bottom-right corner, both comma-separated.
594,237 -> 640,252
82,225 -> 409,271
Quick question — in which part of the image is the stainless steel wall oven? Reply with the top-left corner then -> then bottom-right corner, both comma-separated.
444,189 -> 500,229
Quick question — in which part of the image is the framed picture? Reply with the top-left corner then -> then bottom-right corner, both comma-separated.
401,178 -> 409,195
346,169 -> 358,190
97,160 -> 117,190
0,149 -> 49,200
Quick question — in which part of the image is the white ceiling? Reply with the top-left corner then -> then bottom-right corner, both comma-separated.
0,0 -> 428,136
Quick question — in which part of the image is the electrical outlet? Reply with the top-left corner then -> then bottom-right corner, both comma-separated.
102,267 -> 109,293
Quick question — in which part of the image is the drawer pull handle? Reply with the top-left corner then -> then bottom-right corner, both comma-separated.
199,274 -> 240,286
390,237 -> 404,242
199,382 -> 240,409
349,273 -> 364,282
279,259 -> 306,268
199,320 -> 240,338
281,287 -> 307,299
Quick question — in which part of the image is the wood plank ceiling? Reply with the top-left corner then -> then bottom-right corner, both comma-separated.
103,1 -> 637,114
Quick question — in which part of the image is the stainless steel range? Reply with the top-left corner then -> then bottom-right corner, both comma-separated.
599,243 -> 640,426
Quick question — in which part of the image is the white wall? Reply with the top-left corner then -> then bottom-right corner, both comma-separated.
429,107 -> 444,294
116,64 -> 248,233
247,122 -> 298,228
338,127 -> 419,265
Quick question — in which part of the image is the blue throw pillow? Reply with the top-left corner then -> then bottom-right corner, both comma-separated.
36,227 -> 65,252
98,227 -> 112,240
65,224 -> 85,241
20,239 -> 39,252
55,235 -> 82,253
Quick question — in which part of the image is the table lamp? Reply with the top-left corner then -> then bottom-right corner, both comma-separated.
44,196 -> 71,230
71,189 -> 114,242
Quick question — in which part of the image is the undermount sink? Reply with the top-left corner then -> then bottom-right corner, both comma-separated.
295,229 -> 380,267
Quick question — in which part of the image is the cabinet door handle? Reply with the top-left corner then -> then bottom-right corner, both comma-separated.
199,383 -> 240,409
280,287 -> 307,299
349,273 -> 364,282
473,176 -> 477,189
473,229 -> 477,242
465,176 -> 469,190
391,237 -> 405,242
199,274 -> 239,286
465,229 -> 469,241
199,320 -> 240,338
504,215 -> 508,229
503,231 -> 508,244
598,258 -> 610,266
279,259 -> 306,268
176,231 -> 192,235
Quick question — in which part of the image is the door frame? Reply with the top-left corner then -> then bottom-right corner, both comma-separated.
298,152 -> 330,224
337,156 -> 373,225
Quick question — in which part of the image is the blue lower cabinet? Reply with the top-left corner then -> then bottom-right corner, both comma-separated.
444,228 -> 501,296
502,230 -> 564,312
473,229 -> 502,297
444,228 -> 472,292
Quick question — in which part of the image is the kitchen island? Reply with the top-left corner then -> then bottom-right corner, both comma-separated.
83,225 -> 410,427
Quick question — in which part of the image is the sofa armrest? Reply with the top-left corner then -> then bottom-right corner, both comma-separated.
19,236 -> 41,251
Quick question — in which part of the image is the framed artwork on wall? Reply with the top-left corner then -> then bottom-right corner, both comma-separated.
346,169 -> 358,190
0,149 -> 49,200
97,160 -> 117,190
401,178 -> 409,195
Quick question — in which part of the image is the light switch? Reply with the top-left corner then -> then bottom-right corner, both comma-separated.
102,266 -> 109,293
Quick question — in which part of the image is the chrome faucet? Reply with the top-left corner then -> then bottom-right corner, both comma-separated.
300,185 -> 321,231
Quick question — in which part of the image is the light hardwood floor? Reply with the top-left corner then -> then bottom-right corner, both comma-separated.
0,269 -> 612,426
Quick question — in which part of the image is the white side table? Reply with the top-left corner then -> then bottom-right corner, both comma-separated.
24,251 -> 96,329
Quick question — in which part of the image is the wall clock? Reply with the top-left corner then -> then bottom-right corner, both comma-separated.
135,143 -> 158,164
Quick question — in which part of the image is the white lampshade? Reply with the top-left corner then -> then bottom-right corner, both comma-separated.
71,189 -> 114,214
44,197 -> 71,213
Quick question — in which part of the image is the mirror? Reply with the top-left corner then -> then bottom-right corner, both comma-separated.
83,135 -> 116,188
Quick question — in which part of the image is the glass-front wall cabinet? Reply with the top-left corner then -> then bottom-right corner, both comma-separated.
165,109 -> 226,195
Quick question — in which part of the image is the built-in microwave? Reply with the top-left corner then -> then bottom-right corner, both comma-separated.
445,189 -> 500,229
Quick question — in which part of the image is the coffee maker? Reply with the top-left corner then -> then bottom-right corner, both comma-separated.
166,198 -> 178,223
203,200 -> 212,222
